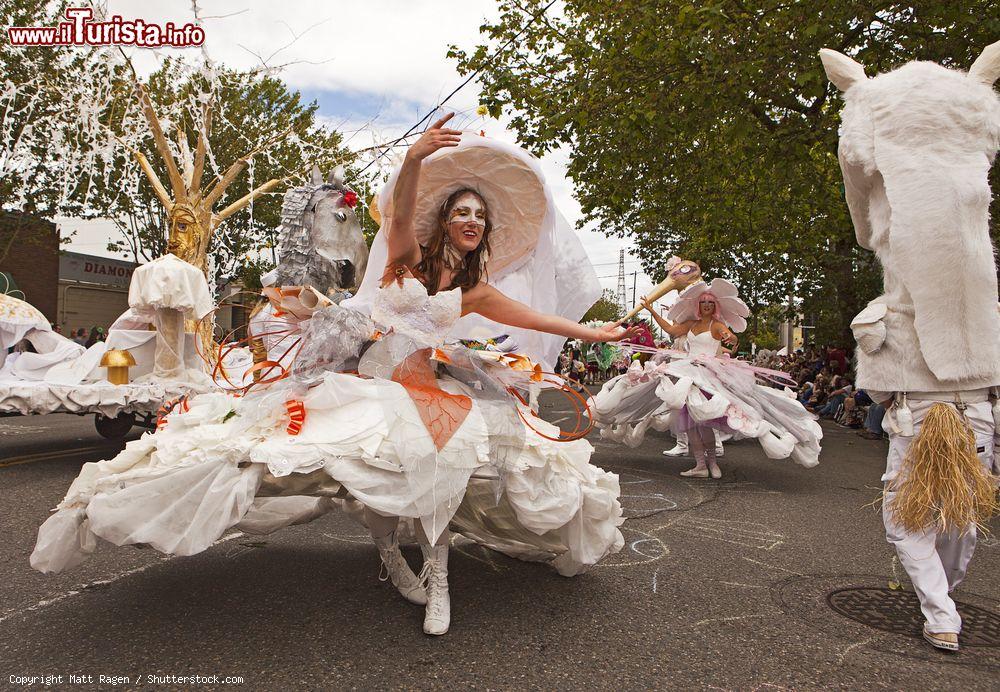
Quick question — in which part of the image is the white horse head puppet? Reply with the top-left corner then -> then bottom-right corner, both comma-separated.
274,165 -> 368,296
821,42 -> 1000,393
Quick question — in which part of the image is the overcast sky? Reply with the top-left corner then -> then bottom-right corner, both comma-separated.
59,0 -> 658,302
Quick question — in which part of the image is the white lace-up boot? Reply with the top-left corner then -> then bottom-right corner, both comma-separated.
374,532 -> 426,605
419,544 -> 450,635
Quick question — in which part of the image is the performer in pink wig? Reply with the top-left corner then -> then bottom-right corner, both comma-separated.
590,276 -> 823,478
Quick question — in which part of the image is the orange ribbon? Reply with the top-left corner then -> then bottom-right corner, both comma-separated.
285,399 -> 306,435
498,352 -> 545,382
156,395 -> 190,430
431,348 -> 453,364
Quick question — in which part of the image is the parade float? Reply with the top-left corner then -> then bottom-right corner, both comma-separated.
0,68 -> 360,438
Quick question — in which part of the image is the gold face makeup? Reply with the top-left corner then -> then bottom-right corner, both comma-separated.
447,192 -> 487,253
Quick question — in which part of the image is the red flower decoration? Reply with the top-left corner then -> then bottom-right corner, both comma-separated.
341,190 -> 359,208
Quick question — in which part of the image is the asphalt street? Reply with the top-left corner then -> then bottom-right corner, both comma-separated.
0,395 -> 997,690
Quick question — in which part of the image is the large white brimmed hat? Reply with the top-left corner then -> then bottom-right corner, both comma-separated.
667,278 -> 750,333
379,133 -> 548,276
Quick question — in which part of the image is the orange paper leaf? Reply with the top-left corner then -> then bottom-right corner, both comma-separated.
392,348 -> 471,451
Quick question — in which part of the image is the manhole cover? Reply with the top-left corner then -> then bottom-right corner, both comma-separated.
827,587 -> 1000,647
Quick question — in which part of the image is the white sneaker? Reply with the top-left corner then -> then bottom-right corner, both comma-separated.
922,626 -> 959,651
374,532 -> 426,605
420,544 -> 450,635
663,444 -> 688,457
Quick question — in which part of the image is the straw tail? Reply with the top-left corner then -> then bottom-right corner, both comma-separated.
887,403 -> 998,534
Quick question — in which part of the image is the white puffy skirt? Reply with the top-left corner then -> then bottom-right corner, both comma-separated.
31,371 -> 624,578
589,355 -> 823,467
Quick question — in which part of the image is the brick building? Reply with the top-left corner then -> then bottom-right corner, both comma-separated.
3,211 -> 242,336
0,211 -> 59,324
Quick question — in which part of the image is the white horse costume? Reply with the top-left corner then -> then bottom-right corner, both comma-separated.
822,42 -> 1000,645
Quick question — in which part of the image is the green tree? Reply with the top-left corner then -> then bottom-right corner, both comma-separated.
581,288 -> 623,323
451,1 -> 1000,346
746,304 -> 783,351
90,59 -> 364,287
2,6 -> 369,287
0,0 -> 101,222
1,0 -> 61,216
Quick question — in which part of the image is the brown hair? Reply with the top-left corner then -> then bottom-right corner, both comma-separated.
415,187 -> 492,295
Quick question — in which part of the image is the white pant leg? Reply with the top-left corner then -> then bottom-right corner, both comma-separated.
936,525 -> 977,591
675,431 -> 688,451
882,399 -> 995,634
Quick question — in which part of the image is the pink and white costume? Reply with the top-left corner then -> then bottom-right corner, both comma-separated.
590,280 -> 822,468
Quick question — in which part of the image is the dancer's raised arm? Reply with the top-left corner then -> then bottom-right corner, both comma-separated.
637,296 -> 690,338
387,113 -> 462,267
464,283 -> 641,343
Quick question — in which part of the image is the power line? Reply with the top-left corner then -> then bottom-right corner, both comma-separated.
595,273 -> 657,280
591,259 -> 642,267
357,0 -> 559,175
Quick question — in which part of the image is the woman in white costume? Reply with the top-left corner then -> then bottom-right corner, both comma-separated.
31,115 -> 635,636
590,277 -> 823,477
640,288 -> 737,477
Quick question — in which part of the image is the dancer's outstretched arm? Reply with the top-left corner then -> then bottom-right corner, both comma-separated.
464,283 -> 641,343
637,296 -> 691,338
711,321 -> 739,351
386,113 -> 462,267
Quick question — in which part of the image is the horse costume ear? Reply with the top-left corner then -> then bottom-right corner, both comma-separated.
969,40 -> 1000,86
820,48 -> 867,91
310,164 -> 323,185
328,166 -> 345,188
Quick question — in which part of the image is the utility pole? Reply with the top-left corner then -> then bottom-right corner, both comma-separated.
615,249 -> 627,314
631,270 -> 637,307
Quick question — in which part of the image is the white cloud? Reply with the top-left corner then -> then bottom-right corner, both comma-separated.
67,1 -> 664,309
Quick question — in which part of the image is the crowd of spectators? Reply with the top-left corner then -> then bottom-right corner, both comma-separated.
69,326 -> 106,348
755,346 -> 886,441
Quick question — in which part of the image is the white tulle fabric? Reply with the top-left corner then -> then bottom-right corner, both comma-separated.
32,280 -> 624,577
4,329 -> 85,381
590,337 -> 822,468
